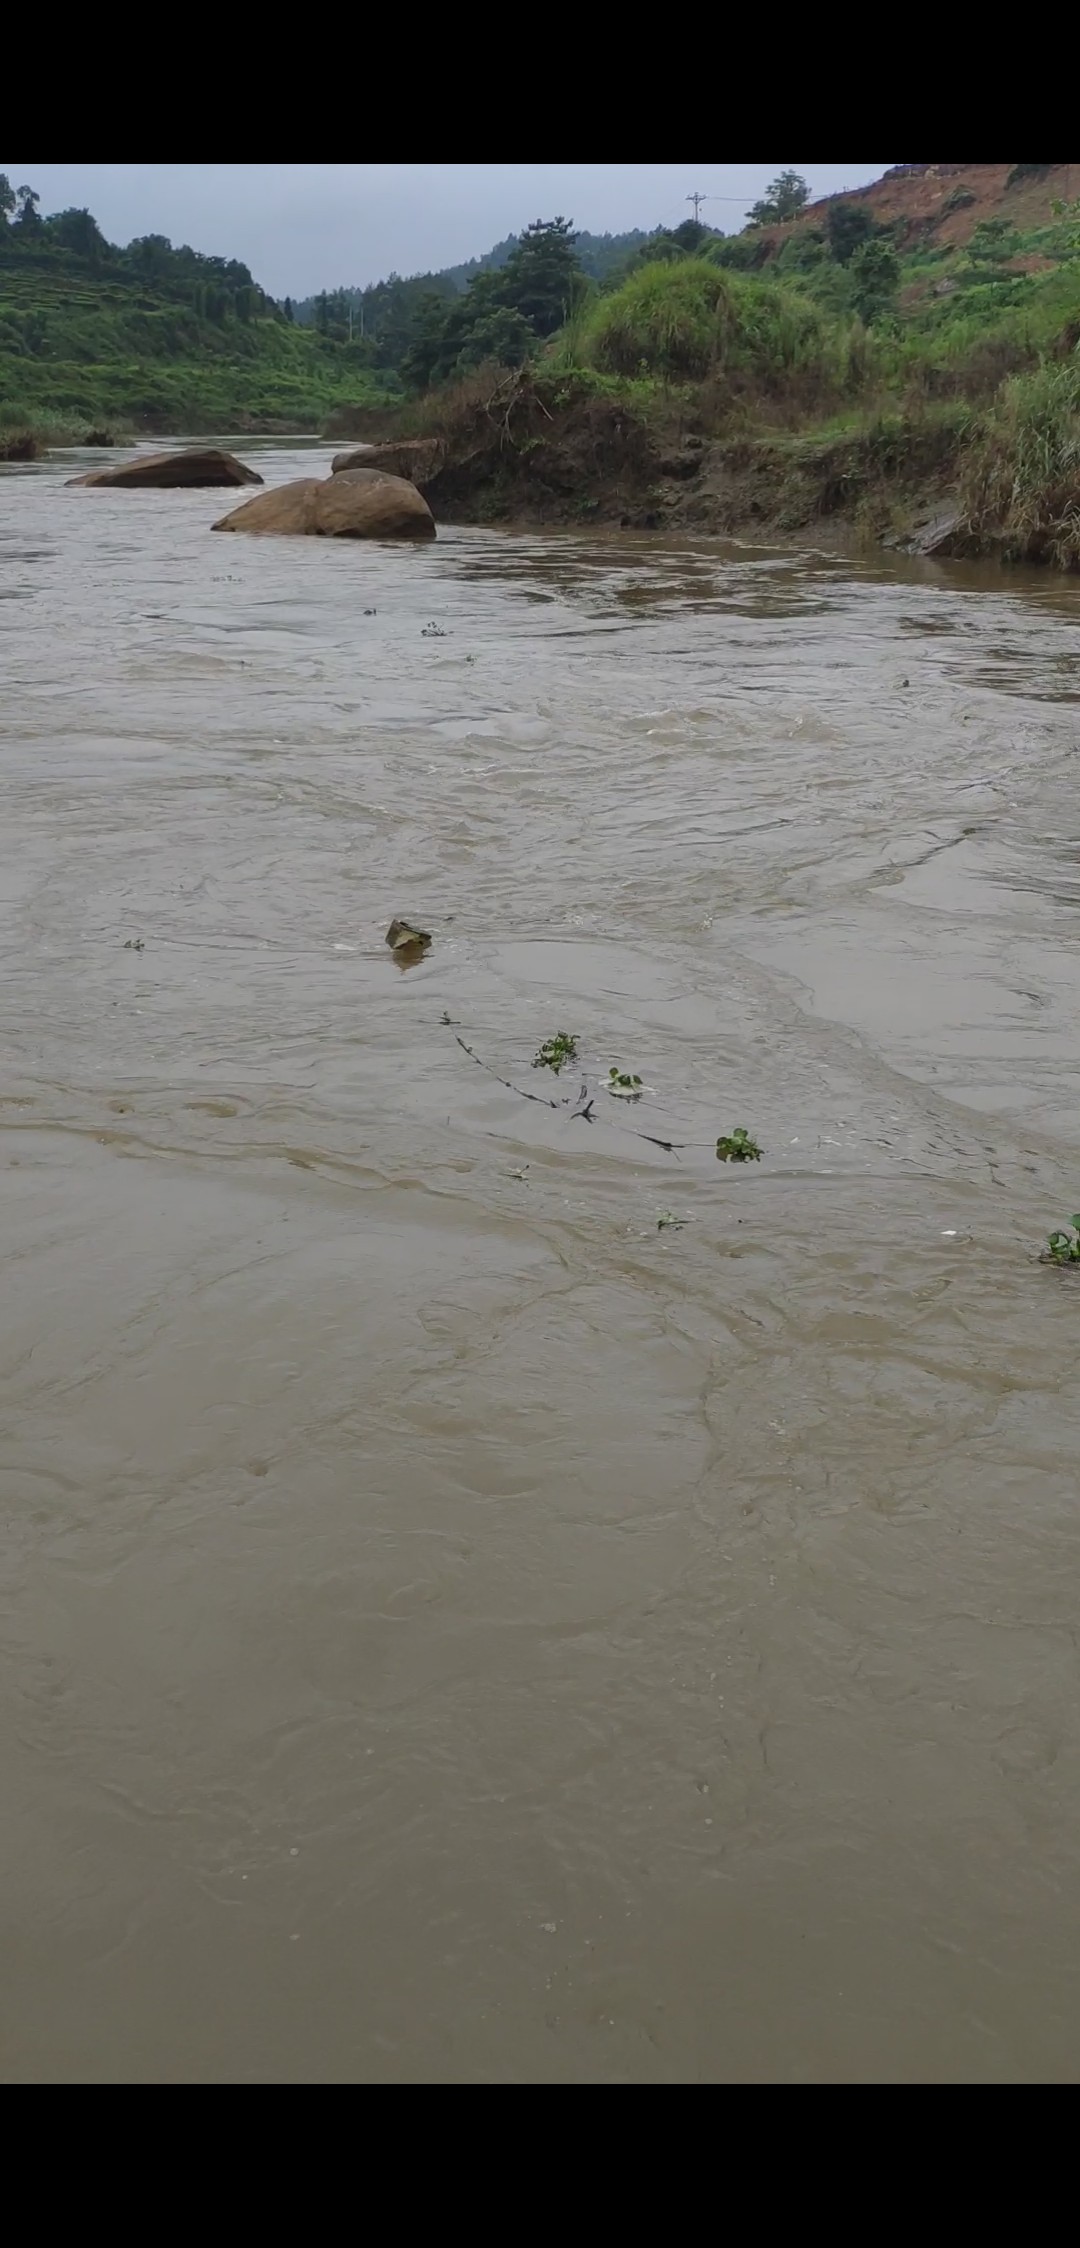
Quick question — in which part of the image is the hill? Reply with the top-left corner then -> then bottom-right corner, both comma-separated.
0,180 -> 389,443
761,163 -> 1079,255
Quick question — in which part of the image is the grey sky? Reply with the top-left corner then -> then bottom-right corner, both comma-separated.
4,164 -> 895,298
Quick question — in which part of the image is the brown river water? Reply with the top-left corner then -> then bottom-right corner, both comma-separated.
4,437 -> 1080,2082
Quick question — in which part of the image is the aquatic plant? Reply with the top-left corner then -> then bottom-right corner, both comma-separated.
1044,1215 -> 1080,1264
532,1031 -> 579,1074
716,1127 -> 763,1162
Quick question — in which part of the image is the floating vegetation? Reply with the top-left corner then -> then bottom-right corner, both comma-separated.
452,1030 -> 681,1152
716,1127 -> 763,1163
421,621 -> 447,638
122,937 -> 145,951
1042,1216 -> 1080,1265
607,1066 -> 643,1100
657,1210 -> 688,1230
532,1031 -> 579,1074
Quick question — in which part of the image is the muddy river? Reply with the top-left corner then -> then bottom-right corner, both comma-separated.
3,438 -> 1080,2081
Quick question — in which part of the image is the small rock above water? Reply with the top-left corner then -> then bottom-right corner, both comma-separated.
67,448 -> 262,490
212,471 -> 436,541
385,917 -> 432,968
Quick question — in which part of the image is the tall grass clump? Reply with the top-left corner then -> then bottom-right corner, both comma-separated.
0,407 -> 134,458
959,348 -> 1080,566
575,259 -> 870,417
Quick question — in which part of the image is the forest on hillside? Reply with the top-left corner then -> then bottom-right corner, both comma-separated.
0,172 -> 382,432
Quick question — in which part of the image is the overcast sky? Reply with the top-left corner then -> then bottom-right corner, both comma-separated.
3,164 -> 895,297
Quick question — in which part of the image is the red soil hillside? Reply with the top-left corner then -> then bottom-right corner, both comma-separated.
759,163 -> 1080,253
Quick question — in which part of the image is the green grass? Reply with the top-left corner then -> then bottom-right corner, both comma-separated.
0,243 -> 391,432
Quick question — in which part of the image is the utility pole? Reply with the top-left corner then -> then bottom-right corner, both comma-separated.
687,192 -> 710,223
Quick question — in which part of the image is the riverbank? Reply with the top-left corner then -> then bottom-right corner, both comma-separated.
0,414 -> 136,460
8,357 -> 1077,578
327,361 -> 1080,570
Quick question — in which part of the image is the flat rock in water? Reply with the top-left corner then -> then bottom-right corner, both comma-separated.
67,448 -> 262,489
213,472 -> 436,541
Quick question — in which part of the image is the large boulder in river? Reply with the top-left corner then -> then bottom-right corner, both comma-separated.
67,448 -> 262,489
212,469 -> 436,541
331,439 -> 442,488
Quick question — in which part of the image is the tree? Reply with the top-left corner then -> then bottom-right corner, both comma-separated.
456,305 -> 535,371
826,201 -> 880,264
499,216 -> 582,334
48,207 -> 107,263
672,217 -> 711,254
396,215 -> 584,390
15,184 -> 41,229
748,170 -> 810,226
0,175 -> 14,222
283,295 -> 294,322
628,216 -> 714,269
848,238 -> 900,323
128,233 -> 173,281
400,290 -> 462,390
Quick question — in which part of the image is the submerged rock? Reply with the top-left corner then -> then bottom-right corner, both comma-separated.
67,448 -> 262,489
212,470 -> 436,541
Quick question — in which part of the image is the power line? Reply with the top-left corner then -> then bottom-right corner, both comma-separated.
687,191 -> 710,222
